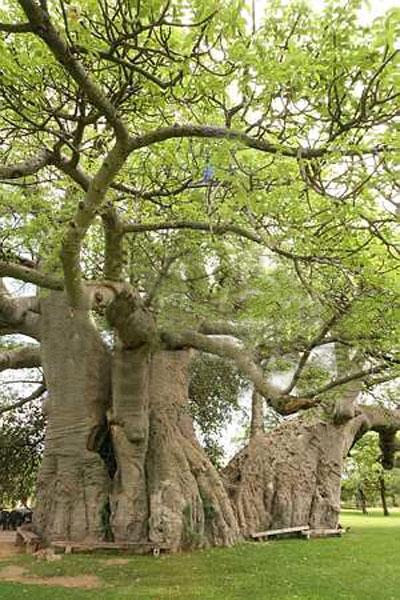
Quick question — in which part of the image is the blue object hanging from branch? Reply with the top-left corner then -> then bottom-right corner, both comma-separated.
203,164 -> 215,182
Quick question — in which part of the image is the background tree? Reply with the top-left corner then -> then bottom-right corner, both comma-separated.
189,354 -> 246,467
342,430 -> 400,515
0,385 -> 45,506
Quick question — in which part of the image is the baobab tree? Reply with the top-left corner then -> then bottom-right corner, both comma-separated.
0,0 -> 399,549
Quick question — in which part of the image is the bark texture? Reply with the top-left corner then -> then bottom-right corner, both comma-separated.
223,410 -> 367,536
37,301 -> 239,550
34,293 -> 112,542
110,349 -> 239,550
34,294 -> 398,548
145,351 -> 239,550
109,346 -> 151,541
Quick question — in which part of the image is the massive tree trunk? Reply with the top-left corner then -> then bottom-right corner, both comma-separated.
223,409 -> 368,536
34,293 -> 112,542
110,348 -> 239,550
33,293 -> 400,547
145,350 -> 239,550
35,296 -> 239,549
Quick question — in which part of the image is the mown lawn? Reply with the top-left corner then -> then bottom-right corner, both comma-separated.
1,510 -> 399,600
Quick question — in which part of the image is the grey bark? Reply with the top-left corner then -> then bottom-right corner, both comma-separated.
250,390 -> 264,438
223,409 -> 368,536
109,345 -> 151,541
145,350 -> 239,550
35,297 -> 239,549
109,348 -> 239,550
34,292 -> 111,542
33,292 -> 400,547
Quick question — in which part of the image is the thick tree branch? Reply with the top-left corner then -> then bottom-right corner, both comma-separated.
162,329 -> 397,416
0,21 -> 33,33
161,329 -> 307,414
0,279 -> 41,340
53,153 -> 91,189
0,345 -> 41,372
0,383 -> 46,416
0,261 -> 63,290
0,279 -> 18,323
102,208 -> 124,281
362,405 -> 400,431
359,405 -> 400,469
60,141 -> 130,306
198,320 -> 252,338
106,285 -> 156,348
127,124 -> 394,159
128,125 -> 324,158
122,220 -> 262,242
0,149 -> 52,179
250,390 -> 265,437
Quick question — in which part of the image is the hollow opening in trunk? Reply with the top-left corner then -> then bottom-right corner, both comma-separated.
87,421 -> 117,480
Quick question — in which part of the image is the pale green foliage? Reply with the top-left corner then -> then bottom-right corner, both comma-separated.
0,0 -> 399,401
189,353 -> 247,465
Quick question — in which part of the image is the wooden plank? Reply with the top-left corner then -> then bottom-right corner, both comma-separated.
51,540 -> 171,556
251,525 -> 310,539
16,527 -> 40,553
307,528 -> 342,538
51,541 -> 170,549
16,528 -> 40,542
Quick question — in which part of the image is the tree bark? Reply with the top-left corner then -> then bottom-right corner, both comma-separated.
34,293 -> 112,542
356,487 -> 368,514
250,390 -> 264,438
109,345 -> 151,541
379,475 -> 389,516
35,300 -> 239,550
110,349 -> 239,550
223,409 -> 368,536
33,293 -> 400,547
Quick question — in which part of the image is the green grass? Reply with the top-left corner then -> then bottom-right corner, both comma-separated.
1,510 -> 399,600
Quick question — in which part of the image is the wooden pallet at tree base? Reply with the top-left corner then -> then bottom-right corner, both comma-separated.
50,539 -> 171,556
306,528 -> 343,538
15,527 -> 41,553
251,525 -> 343,541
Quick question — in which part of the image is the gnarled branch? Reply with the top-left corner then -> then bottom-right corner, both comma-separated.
0,21 -> 33,33
162,329 -> 397,416
0,383 -> 46,416
0,345 -> 41,372
127,124 -> 395,159
0,261 -> 63,290
0,149 -> 52,179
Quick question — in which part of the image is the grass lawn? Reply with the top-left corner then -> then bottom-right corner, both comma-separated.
1,509 -> 399,600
